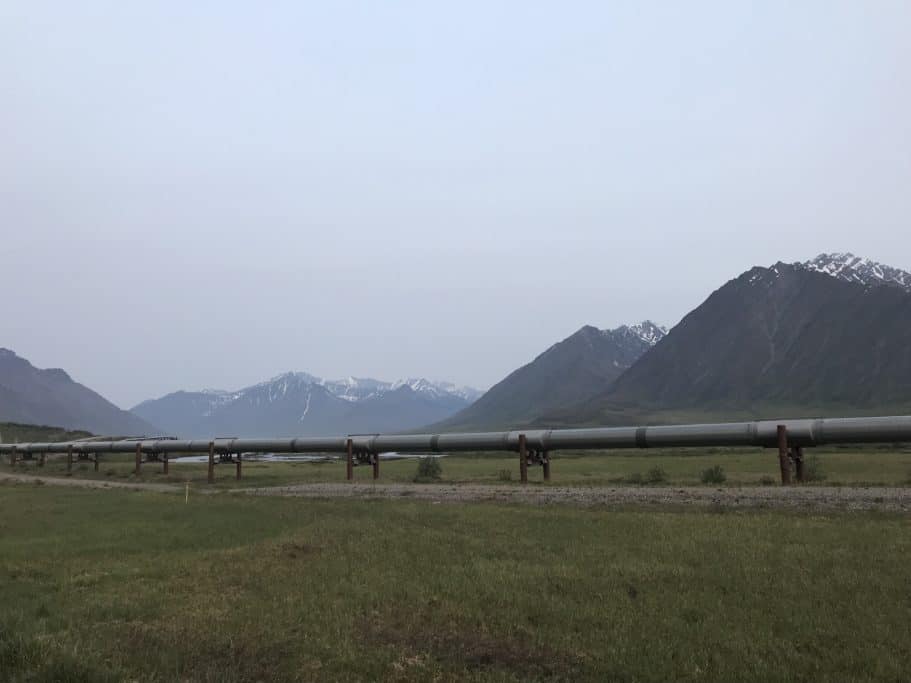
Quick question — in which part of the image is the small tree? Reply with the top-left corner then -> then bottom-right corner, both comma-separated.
413,456 -> 442,482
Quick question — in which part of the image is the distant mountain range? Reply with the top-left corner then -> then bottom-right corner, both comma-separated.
0,349 -> 156,436
432,322 -> 666,430
3,252 -> 907,438
131,374 -> 482,438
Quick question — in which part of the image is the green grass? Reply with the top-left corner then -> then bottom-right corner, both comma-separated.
0,422 -> 93,444
0,482 -> 909,681
8,446 -> 911,489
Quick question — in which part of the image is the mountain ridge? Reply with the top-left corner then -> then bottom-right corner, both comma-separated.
0,349 -> 158,436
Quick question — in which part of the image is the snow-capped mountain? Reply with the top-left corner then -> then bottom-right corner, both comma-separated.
609,321 -> 667,348
432,321 -> 666,431
131,373 -> 481,438
798,253 -> 911,292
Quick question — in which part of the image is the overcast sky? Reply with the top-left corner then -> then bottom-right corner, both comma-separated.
2,1 -> 909,408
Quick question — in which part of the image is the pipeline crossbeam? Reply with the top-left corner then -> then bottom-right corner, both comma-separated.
2,415 -> 911,456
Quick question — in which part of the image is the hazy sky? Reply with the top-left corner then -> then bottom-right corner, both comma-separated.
2,1 -> 909,407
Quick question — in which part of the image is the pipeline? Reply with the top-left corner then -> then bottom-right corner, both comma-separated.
2,415 -> 910,456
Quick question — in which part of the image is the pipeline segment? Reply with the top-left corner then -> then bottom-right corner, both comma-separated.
2,415 -> 911,456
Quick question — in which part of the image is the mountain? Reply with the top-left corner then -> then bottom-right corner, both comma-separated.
431,321 -> 667,431
0,349 -> 158,436
555,256 -> 911,425
131,373 -> 482,438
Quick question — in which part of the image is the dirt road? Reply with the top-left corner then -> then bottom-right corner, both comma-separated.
0,471 -> 180,493
3,471 -> 909,512
243,481 -> 911,512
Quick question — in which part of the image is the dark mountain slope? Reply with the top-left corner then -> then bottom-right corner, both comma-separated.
0,349 -> 158,436
557,263 -> 911,424
433,322 -> 666,431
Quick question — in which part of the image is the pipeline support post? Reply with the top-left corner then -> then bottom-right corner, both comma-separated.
346,439 -> 353,481
793,446 -> 805,483
134,443 -> 141,475
67,445 -> 74,473
39,451 -> 45,467
542,450 -> 551,482
235,452 -> 242,480
776,425 -> 792,485
10,446 -> 16,467
372,451 -> 379,480
162,452 -> 169,475
207,442 -> 215,484
518,433 -> 528,484
94,453 -> 99,472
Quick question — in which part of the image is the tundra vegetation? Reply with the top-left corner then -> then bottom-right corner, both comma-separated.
5,445 -> 910,489
0,482 -> 909,681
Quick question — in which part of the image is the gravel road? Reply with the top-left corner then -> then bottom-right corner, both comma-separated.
3,471 -> 909,512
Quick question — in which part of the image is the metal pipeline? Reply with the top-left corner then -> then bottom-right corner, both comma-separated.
2,415 -> 910,456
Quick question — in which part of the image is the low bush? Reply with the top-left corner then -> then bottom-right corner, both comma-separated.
802,455 -> 826,482
413,457 -> 442,482
497,469 -> 513,482
644,466 -> 667,484
701,465 -> 726,484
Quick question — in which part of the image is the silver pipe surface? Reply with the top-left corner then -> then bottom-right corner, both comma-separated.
2,415 -> 910,455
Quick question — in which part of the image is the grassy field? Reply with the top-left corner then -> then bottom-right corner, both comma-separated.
1,481 -> 909,681
7,445 -> 911,489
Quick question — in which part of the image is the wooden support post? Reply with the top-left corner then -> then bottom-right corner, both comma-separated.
207,442 -> 215,484
777,425 -> 792,485
94,453 -> 99,472
67,444 -> 74,473
346,439 -> 353,481
542,450 -> 551,482
235,453 -> 242,480
793,446 -> 805,483
162,453 -> 169,475
10,447 -> 17,467
372,452 -> 379,480
518,434 -> 528,484
134,443 -> 141,475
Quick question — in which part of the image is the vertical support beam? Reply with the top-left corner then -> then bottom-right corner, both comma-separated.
134,443 -> 142,475
162,452 -> 169,475
776,425 -> 792,485
346,439 -> 353,481
542,450 -> 551,482
68,444 -> 74,473
10,446 -> 17,467
518,434 -> 528,484
39,451 -> 45,467
207,441 -> 215,484
372,452 -> 379,480
793,446 -> 805,483
235,452 -> 242,480
94,453 -> 99,472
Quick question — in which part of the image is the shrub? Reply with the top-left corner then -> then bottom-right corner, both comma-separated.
701,465 -> 726,484
644,466 -> 667,484
413,457 -> 442,482
802,455 -> 826,482
497,469 -> 513,482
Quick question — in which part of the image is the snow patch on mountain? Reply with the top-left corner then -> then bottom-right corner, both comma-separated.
603,321 -> 667,347
190,373 -> 480,407
798,253 -> 911,291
